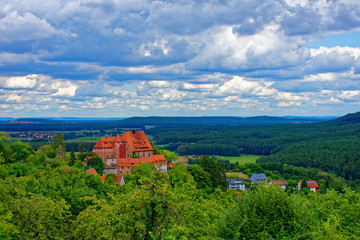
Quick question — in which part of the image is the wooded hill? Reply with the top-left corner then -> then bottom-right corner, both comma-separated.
1,114 -> 360,239
1,136 -> 360,239
0,116 -> 327,131
149,112 -> 360,181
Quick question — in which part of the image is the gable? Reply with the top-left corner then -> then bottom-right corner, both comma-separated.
86,167 -> 98,175
121,131 -> 153,152
306,181 -> 319,188
250,173 -> 266,181
93,137 -> 115,148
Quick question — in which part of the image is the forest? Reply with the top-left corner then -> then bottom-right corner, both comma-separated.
148,112 -> 360,181
1,112 -> 360,239
1,131 -> 360,239
0,116 -> 325,131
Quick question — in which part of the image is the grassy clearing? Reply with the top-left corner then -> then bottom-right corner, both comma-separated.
215,154 -> 262,165
66,151 -> 80,156
226,172 -> 249,179
66,136 -> 104,142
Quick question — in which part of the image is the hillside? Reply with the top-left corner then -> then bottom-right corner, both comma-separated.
149,112 -> 360,180
0,116 -> 329,131
326,111 -> 360,125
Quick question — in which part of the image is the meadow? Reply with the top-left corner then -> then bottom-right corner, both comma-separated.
215,154 -> 261,165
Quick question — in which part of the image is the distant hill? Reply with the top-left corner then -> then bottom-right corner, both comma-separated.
327,112 -> 360,125
142,112 -> 360,180
11,118 -> 65,123
0,115 -> 330,131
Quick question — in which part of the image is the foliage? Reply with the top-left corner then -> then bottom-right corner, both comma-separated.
148,116 -> 360,183
153,145 -> 179,162
69,147 -> 76,166
187,164 -> 212,190
218,185 -> 312,239
77,151 -> 96,161
86,157 -> 105,176
199,155 -> 228,191
105,173 -> 118,184
9,141 -> 34,163
0,203 -> 19,239
52,133 -> 66,151
258,137 -> 360,181
1,135 -> 360,239
0,132 -> 12,164
168,162 -> 195,188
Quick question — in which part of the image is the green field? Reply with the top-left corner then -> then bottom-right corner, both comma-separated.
215,154 -> 262,165
66,136 -> 104,142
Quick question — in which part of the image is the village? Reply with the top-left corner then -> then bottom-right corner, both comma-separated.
84,130 -> 320,192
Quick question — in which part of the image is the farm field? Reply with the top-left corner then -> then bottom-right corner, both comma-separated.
215,154 -> 262,165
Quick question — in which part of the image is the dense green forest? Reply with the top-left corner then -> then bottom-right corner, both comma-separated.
1,131 -> 360,239
148,112 -> 360,181
0,116 -> 325,131
2,112 -> 360,239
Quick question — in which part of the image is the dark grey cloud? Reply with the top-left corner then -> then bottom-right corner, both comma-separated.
1,0 -> 360,117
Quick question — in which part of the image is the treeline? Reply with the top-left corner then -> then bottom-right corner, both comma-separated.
1,134 -> 360,239
148,113 -> 360,180
189,156 -> 351,191
149,121 -> 360,156
1,159 -> 360,238
0,116 -> 325,131
258,136 -> 360,181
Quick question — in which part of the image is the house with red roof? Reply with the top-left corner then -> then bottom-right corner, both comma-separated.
268,180 -> 288,189
92,130 -> 167,175
100,174 -> 125,185
297,180 -> 320,192
86,167 -> 98,175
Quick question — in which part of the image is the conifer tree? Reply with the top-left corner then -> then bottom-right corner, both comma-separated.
69,148 -> 76,166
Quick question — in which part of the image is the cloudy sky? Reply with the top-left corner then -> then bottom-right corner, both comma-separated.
1,0 -> 360,118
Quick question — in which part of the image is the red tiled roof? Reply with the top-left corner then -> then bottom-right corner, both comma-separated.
100,175 -> 106,182
86,168 -> 98,175
93,137 -> 116,148
117,154 -> 167,167
299,180 -> 319,188
93,131 -> 153,152
306,180 -> 319,188
114,175 -> 123,185
114,134 -> 122,142
168,162 -> 174,168
101,174 -> 124,185
272,180 -> 287,185
121,131 -> 153,152
152,154 -> 166,162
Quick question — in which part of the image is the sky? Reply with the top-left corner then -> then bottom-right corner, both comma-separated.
1,0 -> 360,118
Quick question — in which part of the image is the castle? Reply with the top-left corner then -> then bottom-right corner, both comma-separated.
92,130 -> 167,175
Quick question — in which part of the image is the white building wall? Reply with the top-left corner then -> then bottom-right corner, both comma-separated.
104,168 -> 117,175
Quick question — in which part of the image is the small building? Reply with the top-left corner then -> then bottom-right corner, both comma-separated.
101,174 -> 125,185
227,178 -> 246,191
86,168 -> 98,175
298,180 -> 320,192
268,180 -> 288,189
250,173 -> 267,186
93,131 -> 167,175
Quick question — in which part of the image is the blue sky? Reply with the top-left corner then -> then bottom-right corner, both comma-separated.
1,0 -> 360,118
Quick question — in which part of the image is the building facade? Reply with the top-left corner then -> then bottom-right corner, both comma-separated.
268,180 -> 288,189
93,130 -> 167,175
227,178 -> 246,191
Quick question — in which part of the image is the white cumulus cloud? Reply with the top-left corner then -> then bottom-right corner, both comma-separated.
0,74 -> 38,88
